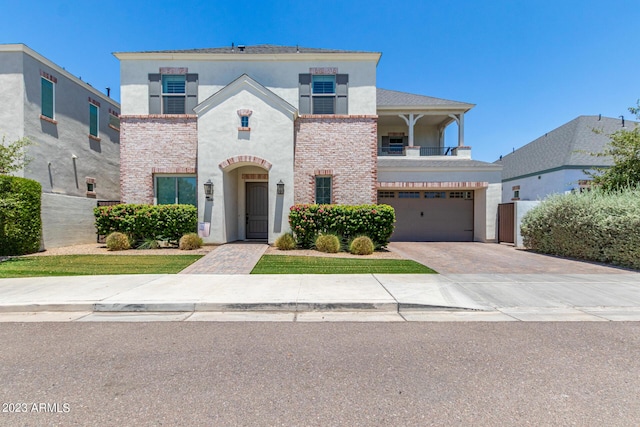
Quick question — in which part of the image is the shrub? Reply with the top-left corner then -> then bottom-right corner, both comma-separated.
349,236 -> 374,255
106,232 -> 130,251
521,187 -> 640,269
315,233 -> 341,253
179,233 -> 203,250
94,204 -> 197,245
275,232 -> 296,250
0,176 -> 42,256
289,204 -> 395,249
137,238 -> 160,250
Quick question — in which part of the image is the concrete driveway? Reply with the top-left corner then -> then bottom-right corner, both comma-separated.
388,242 -> 633,274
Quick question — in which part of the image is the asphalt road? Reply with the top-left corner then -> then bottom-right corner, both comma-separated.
1,322 -> 640,426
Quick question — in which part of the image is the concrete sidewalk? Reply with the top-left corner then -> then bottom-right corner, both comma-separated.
1,272 -> 640,322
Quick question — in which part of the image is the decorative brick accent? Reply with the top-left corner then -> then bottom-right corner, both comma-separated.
377,181 -> 489,189
242,174 -> 269,180
120,115 -> 198,204
219,155 -> 272,171
295,116 -> 378,204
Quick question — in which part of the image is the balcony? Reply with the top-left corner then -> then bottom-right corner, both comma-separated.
378,146 -> 459,157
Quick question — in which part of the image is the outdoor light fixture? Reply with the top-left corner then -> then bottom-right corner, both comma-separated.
204,179 -> 214,200
277,180 -> 285,195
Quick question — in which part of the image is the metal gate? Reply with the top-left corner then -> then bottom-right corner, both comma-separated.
498,203 -> 515,244
96,200 -> 121,243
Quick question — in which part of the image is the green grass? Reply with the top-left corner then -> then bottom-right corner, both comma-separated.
0,255 -> 203,278
251,255 -> 436,274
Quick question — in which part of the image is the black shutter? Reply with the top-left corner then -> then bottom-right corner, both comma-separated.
381,136 -> 390,148
149,73 -> 161,114
336,74 -> 348,115
186,73 -> 198,113
402,136 -> 409,147
299,74 -> 311,114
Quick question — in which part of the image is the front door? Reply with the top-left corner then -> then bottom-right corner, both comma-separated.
246,182 -> 268,240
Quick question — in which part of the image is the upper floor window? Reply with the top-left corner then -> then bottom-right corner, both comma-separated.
162,75 -> 186,114
148,72 -> 198,115
299,73 -> 348,115
41,77 -> 55,120
89,103 -> 99,138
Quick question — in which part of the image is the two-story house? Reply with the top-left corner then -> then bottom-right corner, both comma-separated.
115,44 -> 501,244
0,44 -> 120,249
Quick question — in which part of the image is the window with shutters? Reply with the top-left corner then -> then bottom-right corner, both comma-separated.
41,77 -> 55,120
149,73 -> 198,115
89,104 -> 99,138
162,75 -> 186,114
312,75 -> 336,114
299,73 -> 348,115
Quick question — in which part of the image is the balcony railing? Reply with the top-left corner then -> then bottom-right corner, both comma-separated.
378,146 -> 457,157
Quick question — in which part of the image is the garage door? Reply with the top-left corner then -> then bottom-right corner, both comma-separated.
379,190 -> 474,241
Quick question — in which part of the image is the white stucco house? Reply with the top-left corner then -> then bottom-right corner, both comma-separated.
497,115 -> 633,202
114,44 -> 502,244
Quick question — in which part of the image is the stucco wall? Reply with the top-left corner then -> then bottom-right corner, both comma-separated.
17,50 -> 121,199
501,168 -> 595,202
40,193 -> 100,248
294,116 -> 378,205
120,115 -> 198,204
0,51 -> 25,167
120,58 -> 377,116
196,84 -> 295,244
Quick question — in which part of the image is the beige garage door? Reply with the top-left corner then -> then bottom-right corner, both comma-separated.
379,190 -> 474,241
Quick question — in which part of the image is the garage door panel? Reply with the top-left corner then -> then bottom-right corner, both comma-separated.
384,192 -> 473,242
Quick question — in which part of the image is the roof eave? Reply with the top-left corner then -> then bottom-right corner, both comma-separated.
113,51 -> 382,63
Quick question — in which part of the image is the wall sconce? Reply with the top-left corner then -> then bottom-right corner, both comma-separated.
277,180 -> 285,195
204,179 -> 214,200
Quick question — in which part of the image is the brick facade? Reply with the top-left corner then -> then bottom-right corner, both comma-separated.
294,115 -> 378,204
120,115 -> 197,204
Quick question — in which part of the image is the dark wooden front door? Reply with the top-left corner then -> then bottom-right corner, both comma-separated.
246,182 -> 268,240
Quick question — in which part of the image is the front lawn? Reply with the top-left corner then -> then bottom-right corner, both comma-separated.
0,255 -> 203,278
251,255 -> 436,274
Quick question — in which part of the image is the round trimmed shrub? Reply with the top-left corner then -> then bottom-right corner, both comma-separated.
106,232 -> 130,251
179,233 -> 203,250
349,236 -> 374,255
315,234 -> 340,253
275,233 -> 296,250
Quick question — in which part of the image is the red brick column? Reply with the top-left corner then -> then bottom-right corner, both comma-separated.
120,115 -> 198,204
294,115 -> 377,204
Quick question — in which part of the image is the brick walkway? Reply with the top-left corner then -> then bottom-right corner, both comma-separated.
179,242 -> 268,274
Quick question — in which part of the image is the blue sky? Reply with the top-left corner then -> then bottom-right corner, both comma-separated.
3,0 -> 638,162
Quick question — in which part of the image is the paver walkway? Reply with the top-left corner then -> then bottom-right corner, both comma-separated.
179,242 -> 267,274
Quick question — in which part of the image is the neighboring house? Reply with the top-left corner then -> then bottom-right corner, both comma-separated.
114,44 -> 501,244
497,115 -> 632,202
0,44 -> 120,248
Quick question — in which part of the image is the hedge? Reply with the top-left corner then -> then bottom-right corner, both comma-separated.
94,204 -> 198,244
521,187 -> 640,269
289,204 -> 395,249
0,176 -> 42,256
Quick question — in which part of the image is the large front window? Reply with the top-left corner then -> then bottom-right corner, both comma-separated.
162,75 -> 186,114
156,176 -> 196,206
312,75 -> 336,114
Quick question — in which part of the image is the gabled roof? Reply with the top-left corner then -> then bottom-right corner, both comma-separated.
193,73 -> 297,118
497,115 -> 634,181
129,44 -> 377,55
377,88 -> 474,110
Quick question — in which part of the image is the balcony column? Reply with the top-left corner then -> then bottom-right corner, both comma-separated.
448,113 -> 465,147
399,113 -> 424,147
